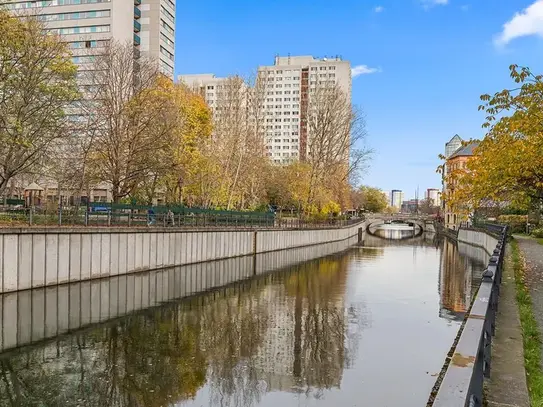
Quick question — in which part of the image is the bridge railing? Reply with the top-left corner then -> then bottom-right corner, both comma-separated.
431,225 -> 507,407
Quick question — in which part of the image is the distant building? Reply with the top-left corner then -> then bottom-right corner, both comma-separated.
2,0 -> 177,79
426,188 -> 441,207
390,190 -> 404,210
179,55 -> 352,165
401,199 -> 419,214
381,190 -> 391,206
443,139 -> 479,230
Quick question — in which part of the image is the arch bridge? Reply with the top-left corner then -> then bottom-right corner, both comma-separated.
365,214 -> 434,236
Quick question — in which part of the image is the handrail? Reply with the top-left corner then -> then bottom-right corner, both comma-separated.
431,225 -> 508,407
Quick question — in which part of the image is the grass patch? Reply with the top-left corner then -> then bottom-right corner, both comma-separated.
511,239 -> 543,405
537,238 -> 543,246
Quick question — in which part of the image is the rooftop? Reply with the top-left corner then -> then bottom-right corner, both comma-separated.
449,141 -> 480,159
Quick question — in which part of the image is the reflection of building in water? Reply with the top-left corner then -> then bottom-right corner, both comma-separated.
252,258 -> 349,392
372,225 -> 416,240
252,284 -> 296,384
438,239 -> 472,321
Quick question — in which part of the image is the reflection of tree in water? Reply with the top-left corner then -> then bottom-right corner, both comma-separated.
197,285 -> 271,407
0,308 -> 208,407
0,251 -> 367,407
282,256 -> 366,394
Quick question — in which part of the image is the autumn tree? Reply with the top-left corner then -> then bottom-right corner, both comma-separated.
132,81 -> 213,205
197,74 -> 270,210
304,82 -> 371,210
354,186 -> 388,213
449,65 -> 543,214
83,41 -> 175,203
0,10 -> 79,197
266,161 -> 312,212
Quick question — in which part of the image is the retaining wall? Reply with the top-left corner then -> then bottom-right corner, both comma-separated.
457,228 -> 499,255
0,235 -> 359,353
0,222 -> 364,293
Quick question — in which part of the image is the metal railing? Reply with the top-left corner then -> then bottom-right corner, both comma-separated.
275,216 -> 364,229
470,220 -> 507,237
0,205 -> 362,230
431,225 -> 508,407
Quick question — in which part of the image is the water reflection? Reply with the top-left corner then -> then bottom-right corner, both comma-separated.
438,239 -> 490,321
0,254 -> 364,407
370,224 -> 420,240
0,234 -> 490,407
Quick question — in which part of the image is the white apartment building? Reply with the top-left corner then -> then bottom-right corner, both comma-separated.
258,55 -> 351,164
390,190 -> 404,210
178,73 -> 233,110
179,55 -> 352,165
426,188 -> 441,207
1,0 -> 176,78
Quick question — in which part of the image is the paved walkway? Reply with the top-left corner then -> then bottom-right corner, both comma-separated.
485,244 -> 530,407
517,236 -> 543,368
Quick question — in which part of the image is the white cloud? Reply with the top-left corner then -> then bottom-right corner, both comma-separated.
494,0 -> 543,46
460,4 -> 470,11
421,0 -> 449,10
374,5 -> 385,13
351,65 -> 381,77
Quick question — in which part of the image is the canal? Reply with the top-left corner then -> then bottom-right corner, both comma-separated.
0,226 -> 489,407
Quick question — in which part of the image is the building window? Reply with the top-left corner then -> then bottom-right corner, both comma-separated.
39,9 -> 111,22
160,32 -> 174,47
161,19 -> 174,35
160,46 -> 174,61
5,0 -> 112,9
161,5 -> 175,23
52,25 -> 110,35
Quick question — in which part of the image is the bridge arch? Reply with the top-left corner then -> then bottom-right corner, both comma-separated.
366,216 -> 427,238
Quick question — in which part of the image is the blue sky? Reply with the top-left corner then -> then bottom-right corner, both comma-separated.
175,0 -> 543,199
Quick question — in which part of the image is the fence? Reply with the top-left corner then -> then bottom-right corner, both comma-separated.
431,225 -> 507,407
0,205 -> 275,228
0,204 -> 362,229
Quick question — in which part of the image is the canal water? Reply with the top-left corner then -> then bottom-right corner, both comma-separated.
0,226 -> 489,407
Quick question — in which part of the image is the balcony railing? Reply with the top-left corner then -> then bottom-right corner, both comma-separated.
133,20 -> 141,32
133,33 -> 140,46
134,6 -> 141,19
134,0 -> 141,4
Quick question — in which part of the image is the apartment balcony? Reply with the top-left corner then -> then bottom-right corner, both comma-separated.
134,6 -> 141,19
133,33 -> 140,46
133,20 -> 141,32
134,0 -> 141,4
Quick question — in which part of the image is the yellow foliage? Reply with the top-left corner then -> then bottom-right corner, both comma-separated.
321,201 -> 341,216
449,65 -> 543,211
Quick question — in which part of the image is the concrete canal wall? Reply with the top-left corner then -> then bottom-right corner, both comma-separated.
0,236 -> 359,353
0,222 -> 364,293
457,228 -> 499,254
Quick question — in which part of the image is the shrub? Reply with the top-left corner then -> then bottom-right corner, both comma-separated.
532,228 -> 543,238
497,214 -> 528,234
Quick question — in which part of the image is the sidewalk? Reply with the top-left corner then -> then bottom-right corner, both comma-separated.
485,244 -> 530,407
516,235 -> 543,368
